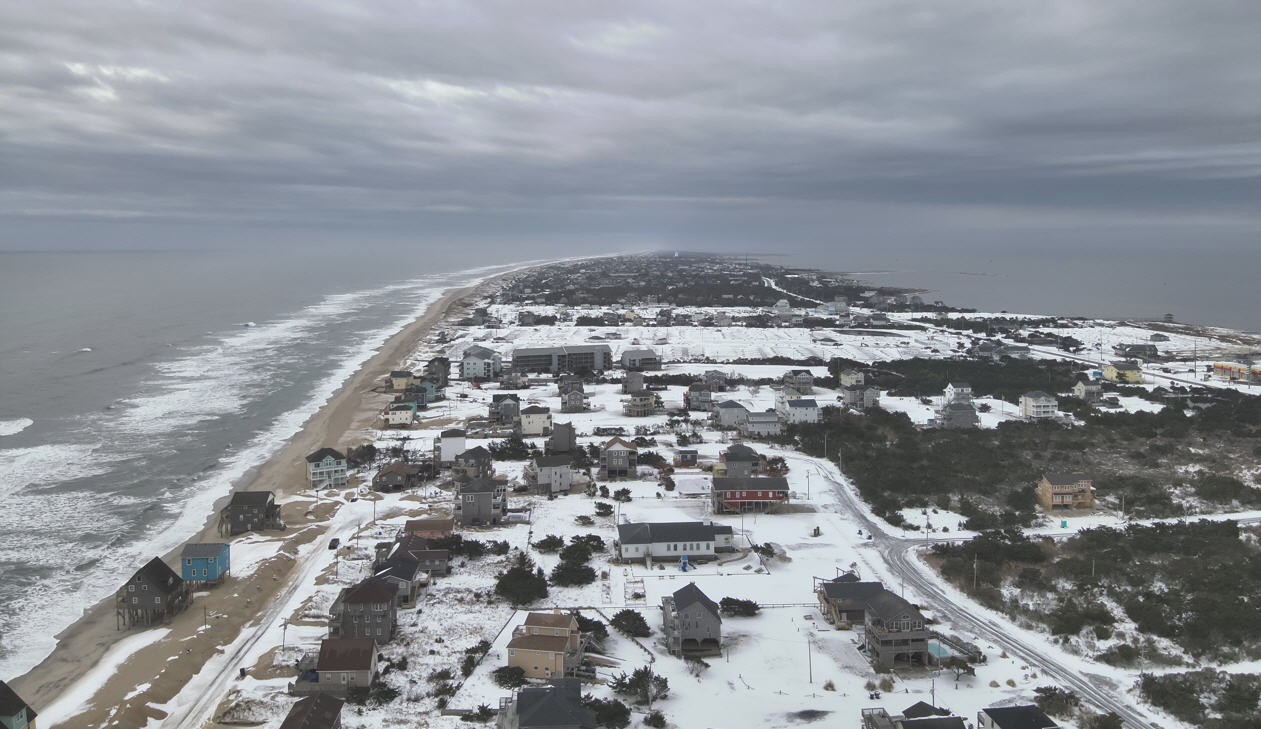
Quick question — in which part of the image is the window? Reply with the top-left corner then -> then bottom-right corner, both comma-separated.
129,585 -> 135,592
142,584 -> 148,591
185,559 -> 192,566
202,568 -> 208,577
154,597 -> 161,604
132,597 -> 138,604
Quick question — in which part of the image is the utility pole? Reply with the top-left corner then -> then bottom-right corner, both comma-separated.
203,604 -> 208,630
282,618 -> 289,650
807,635 -> 813,684
972,553 -> 978,590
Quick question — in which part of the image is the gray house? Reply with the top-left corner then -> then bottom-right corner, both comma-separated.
291,638 -> 377,698
547,422 -> 577,454
279,694 -> 344,729
864,590 -> 933,670
496,679 -> 596,729
703,370 -> 728,391
454,477 -> 508,526
719,443 -> 760,478
620,347 -> 661,371
686,384 -> 714,412
598,437 -> 638,480
739,410 -> 782,437
329,577 -> 398,642
491,394 -> 522,425
115,557 -> 191,629
453,445 -> 494,481
559,390 -> 587,413
621,371 -> 645,394
218,491 -> 284,536
1072,380 -> 1102,403
713,400 -> 749,428
938,401 -> 980,429
977,705 -> 1060,729
842,385 -> 881,410
782,369 -> 815,394
661,583 -> 722,657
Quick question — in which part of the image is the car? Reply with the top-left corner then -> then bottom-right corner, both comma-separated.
328,538 -> 340,550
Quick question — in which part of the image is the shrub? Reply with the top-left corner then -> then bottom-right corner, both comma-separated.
611,609 -> 651,637
428,668 -> 453,682
613,488 -> 632,502
878,677 -> 894,692
572,611 -> 609,641
492,665 -> 527,688
584,696 -> 631,729
550,560 -> 597,586
644,710 -> 666,728
575,515 -> 595,526
487,540 -> 510,556
719,597 -> 760,617
610,666 -> 669,706
594,501 -> 615,516
534,534 -> 565,552
571,533 -> 607,551
558,542 -> 593,564
495,552 -> 548,605
1033,686 -> 1081,717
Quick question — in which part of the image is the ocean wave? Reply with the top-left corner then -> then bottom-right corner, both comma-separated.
0,418 -> 33,437
0,443 -> 120,497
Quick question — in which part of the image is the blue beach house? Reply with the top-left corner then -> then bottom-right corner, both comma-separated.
181,542 -> 230,583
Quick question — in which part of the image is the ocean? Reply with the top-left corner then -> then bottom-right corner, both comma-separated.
0,247 -> 529,678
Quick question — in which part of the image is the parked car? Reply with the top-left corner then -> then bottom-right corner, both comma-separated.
328,537 -> 341,550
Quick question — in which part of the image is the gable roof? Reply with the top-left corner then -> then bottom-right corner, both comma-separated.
617,521 -> 732,546
903,701 -> 951,718
516,680 -> 595,729
441,428 -> 466,437
305,448 -> 345,463
492,393 -> 521,403
463,344 -> 497,359
521,405 -> 551,414
602,436 -> 637,451
279,694 -> 345,729
457,445 -> 492,461
818,580 -> 886,603
316,638 -> 376,671
1022,390 -> 1054,401
0,680 -> 34,721
715,400 -> 748,410
524,612 -> 579,630
460,476 -> 503,494
341,576 -> 397,604
535,455 -> 573,468
786,398 -> 818,407
672,582 -> 720,620
711,476 -> 789,492
389,370 -> 413,378
180,543 -> 228,560
227,490 -> 275,507
724,443 -> 759,462
979,705 -> 1059,729
507,633 -> 571,652
132,557 -> 183,593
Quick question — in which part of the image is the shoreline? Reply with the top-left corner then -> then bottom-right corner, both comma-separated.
8,264 -> 534,727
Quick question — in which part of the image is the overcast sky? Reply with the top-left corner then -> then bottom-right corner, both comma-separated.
2,1 -> 1259,253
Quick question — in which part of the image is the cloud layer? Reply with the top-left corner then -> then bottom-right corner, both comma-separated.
2,1 -> 1259,248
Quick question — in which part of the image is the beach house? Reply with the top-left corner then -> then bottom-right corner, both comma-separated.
1020,391 -> 1057,420
496,679 -> 596,729
1036,472 -> 1094,510
116,557 -> 191,628
180,542 -> 230,583
291,638 -> 377,698
598,437 -> 638,480
306,448 -> 348,487
0,680 -> 36,729
454,477 -> 508,526
711,476 -> 790,513
614,521 -> 734,561
462,345 -> 502,380
661,583 -> 722,657
218,490 -> 284,536
519,405 -> 553,437
278,694 -> 344,729
1103,360 -> 1143,384
329,577 -> 398,642
507,612 -> 585,679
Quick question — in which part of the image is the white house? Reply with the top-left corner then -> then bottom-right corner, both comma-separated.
839,369 -> 865,387
1020,391 -> 1057,420
527,455 -> 575,495
775,393 -> 819,424
437,428 -> 466,464
944,382 -> 973,404
615,521 -> 735,561
740,410 -> 783,437
620,347 -> 661,371
519,405 -> 553,437
461,345 -> 502,380
384,403 -> 416,426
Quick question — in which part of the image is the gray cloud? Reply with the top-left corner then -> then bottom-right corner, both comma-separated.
1,1 -> 1259,250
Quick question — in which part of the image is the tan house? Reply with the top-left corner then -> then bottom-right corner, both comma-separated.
1037,472 -> 1094,510
402,518 -> 454,540
506,612 -> 583,679
290,638 -> 378,697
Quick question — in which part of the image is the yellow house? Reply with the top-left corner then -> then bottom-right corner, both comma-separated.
506,612 -> 583,679
1103,360 -> 1142,384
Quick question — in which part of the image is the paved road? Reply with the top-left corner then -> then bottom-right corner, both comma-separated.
815,465 -> 1159,729
167,528 -> 337,729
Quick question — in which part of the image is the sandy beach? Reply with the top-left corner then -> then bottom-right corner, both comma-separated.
7,266 -> 530,728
